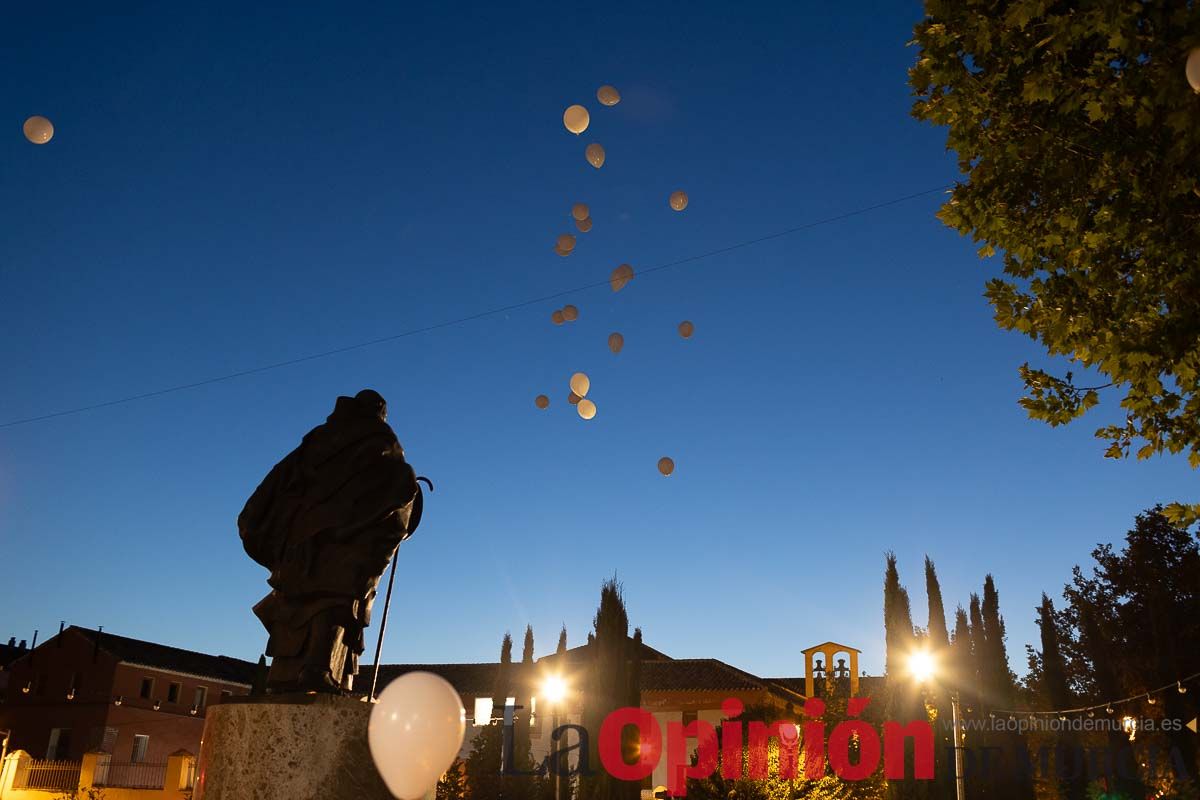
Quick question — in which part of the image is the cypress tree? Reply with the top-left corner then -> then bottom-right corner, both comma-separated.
883,554 -> 922,800
924,559 -> 953,800
523,625 -> 535,664
496,631 -> 514,707
978,577 -> 1033,800
1037,595 -> 1085,800
514,626 -> 535,773
579,578 -> 638,800
980,575 -> 1014,708
884,553 -> 915,678
556,625 -> 568,656
924,557 -> 949,649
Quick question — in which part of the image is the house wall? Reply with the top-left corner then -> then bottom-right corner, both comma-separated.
0,631 -> 120,759
0,631 -> 250,764
105,663 -> 247,763
0,750 -> 194,800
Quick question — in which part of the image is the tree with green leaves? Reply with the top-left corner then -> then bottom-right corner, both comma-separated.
1031,594 -> 1087,800
436,760 -> 468,800
1062,508 -> 1200,786
909,0 -> 1200,525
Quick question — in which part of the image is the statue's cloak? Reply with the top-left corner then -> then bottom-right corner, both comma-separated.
238,395 -> 418,660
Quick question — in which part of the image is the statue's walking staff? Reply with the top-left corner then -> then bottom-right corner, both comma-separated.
370,476 -> 433,701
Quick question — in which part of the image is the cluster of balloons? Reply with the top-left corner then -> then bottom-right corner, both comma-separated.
563,86 -> 620,170
368,672 -> 466,800
545,84 -> 691,476
551,304 -> 580,325
572,202 -> 593,234
569,372 -> 597,420
23,116 -> 53,144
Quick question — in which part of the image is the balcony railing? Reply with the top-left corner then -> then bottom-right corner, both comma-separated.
12,758 -> 82,791
93,759 -> 168,789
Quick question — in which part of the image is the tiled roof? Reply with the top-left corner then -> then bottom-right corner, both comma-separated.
366,662 -> 509,696
640,659 -> 766,692
71,627 -> 258,685
370,657 -> 810,704
765,677 -> 807,694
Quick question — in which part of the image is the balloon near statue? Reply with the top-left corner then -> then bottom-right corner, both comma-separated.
368,672 -> 466,800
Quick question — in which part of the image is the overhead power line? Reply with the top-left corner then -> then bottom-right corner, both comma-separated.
0,185 -> 951,430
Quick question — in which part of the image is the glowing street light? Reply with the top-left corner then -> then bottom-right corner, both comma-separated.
908,648 -> 964,800
908,650 -> 936,683
541,673 -> 570,800
542,674 -> 567,705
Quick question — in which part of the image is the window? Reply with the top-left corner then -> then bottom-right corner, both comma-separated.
99,727 -> 118,754
473,697 -> 493,727
46,728 -> 72,760
139,677 -> 154,700
167,682 -> 181,703
131,734 -> 149,763
193,687 -> 208,711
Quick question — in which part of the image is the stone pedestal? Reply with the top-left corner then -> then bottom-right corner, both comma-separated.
195,693 -> 394,800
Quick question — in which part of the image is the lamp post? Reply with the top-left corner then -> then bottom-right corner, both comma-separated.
908,649 -> 965,800
541,675 -> 568,800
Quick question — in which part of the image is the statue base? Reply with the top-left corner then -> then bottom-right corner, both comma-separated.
195,693 -> 395,800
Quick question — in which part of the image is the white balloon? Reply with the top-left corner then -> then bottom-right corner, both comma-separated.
368,672 -> 466,800
577,398 -> 597,420
597,85 -> 621,107
563,105 -> 590,135
23,116 -> 53,145
570,372 -> 590,397
586,143 -> 606,168
1188,49 -> 1200,93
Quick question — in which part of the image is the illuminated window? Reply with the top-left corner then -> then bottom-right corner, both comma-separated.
474,697 -> 493,727
194,687 -> 208,710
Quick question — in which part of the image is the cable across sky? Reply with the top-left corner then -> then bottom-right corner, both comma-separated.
0,185 -> 951,430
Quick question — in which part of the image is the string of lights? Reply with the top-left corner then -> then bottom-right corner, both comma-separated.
0,185 -> 952,430
991,669 -> 1200,718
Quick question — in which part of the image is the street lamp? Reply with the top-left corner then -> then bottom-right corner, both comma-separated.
540,674 -> 569,800
908,649 -> 965,800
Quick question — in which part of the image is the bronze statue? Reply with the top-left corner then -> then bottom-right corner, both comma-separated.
238,390 -> 424,694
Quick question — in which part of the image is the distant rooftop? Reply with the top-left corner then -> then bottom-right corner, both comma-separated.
69,626 -> 258,686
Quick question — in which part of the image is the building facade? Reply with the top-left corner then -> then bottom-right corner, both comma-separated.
0,627 -> 256,764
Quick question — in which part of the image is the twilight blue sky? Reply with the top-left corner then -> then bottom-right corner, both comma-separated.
1,2 -> 1194,679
